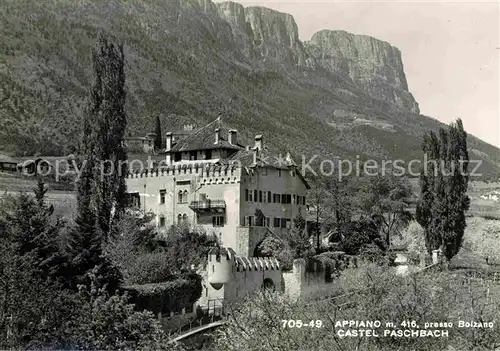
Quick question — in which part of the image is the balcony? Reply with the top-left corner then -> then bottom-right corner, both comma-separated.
189,200 -> 226,213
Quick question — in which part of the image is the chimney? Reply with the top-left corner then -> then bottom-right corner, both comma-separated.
254,134 -> 263,151
165,132 -> 173,165
166,132 -> 173,151
228,129 -> 237,145
215,128 -> 220,144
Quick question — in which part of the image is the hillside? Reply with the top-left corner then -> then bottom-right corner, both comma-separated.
0,0 -> 499,178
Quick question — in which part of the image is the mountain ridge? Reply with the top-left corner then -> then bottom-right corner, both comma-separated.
0,0 -> 498,178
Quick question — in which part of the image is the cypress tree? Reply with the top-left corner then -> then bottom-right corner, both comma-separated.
154,115 -> 162,150
416,119 -> 470,261
91,33 -> 128,235
66,33 -> 126,291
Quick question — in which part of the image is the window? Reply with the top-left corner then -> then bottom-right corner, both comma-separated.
291,170 -> 295,177
182,213 -> 188,224
248,190 -> 253,202
213,216 -> 224,227
159,216 -> 166,227
297,195 -> 306,206
246,216 -> 254,227
256,214 -> 264,227
292,194 -> 296,204
266,217 -> 270,227
258,190 -> 263,203
273,218 -> 280,228
178,190 -> 188,203
263,191 -> 267,203
273,193 -> 281,203
280,218 -> 287,228
254,190 -> 258,202
278,169 -> 282,177
160,189 -> 166,204
189,151 -> 197,160
245,189 -> 249,202
174,153 -> 181,161
286,218 -> 292,229
205,150 -> 212,159
177,214 -> 182,224
281,194 -> 291,204
128,192 -> 140,208
267,191 -> 272,203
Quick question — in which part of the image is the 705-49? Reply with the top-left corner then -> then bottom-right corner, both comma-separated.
281,320 -> 323,328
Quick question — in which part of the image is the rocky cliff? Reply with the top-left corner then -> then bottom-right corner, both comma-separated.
306,30 -> 419,113
215,1 -> 418,112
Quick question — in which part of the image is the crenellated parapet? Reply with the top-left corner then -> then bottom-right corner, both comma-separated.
234,256 -> 280,272
126,162 -> 242,184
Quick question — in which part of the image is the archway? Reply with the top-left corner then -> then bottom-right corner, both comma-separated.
262,278 -> 276,292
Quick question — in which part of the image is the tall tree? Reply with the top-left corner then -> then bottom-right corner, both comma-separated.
78,32 -> 128,238
154,115 -> 162,150
416,119 -> 470,261
66,33 -> 127,291
357,175 -> 413,248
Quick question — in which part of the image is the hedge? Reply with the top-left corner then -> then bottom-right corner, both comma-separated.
122,273 -> 202,315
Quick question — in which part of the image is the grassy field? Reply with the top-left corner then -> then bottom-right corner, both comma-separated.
0,171 -> 76,218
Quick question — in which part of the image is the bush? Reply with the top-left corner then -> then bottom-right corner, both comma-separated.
55,273 -> 170,350
126,252 -> 173,285
359,244 -> 396,266
339,219 -> 385,255
123,273 -> 202,315
164,226 -> 219,271
215,266 -> 500,351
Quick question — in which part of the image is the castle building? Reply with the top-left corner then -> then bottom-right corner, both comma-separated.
125,118 -> 310,257
124,132 -> 157,154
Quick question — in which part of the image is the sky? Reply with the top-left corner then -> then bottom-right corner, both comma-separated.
215,0 -> 500,148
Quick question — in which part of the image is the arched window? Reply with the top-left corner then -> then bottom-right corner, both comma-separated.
183,190 -> 189,203
177,214 -> 182,224
182,213 -> 188,223
178,190 -> 183,203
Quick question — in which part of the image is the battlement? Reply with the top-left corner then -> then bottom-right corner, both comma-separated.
234,256 -> 280,272
126,162 -> 242,182
207,247 -> 280,272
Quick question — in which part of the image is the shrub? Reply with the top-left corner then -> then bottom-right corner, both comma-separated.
123,273 -> 202,315
126,252 -> 173,285
359,244 -> 396,266
215,266 -> 500,351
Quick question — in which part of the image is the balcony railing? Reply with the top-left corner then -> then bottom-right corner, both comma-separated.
189,200 -> 226,212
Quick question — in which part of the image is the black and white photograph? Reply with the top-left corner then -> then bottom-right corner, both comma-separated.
0,0 -> 499,350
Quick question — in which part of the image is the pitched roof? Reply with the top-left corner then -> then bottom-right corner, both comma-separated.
167,118 -> 244,153
226,148 -> 310,189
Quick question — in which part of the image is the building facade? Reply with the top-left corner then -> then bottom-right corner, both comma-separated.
124,133 -> 156,154
125,118 -> 309,257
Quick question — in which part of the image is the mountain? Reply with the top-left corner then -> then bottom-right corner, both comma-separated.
0,0 -> 498,179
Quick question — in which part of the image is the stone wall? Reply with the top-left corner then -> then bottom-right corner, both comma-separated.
282,258 -> 334,301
